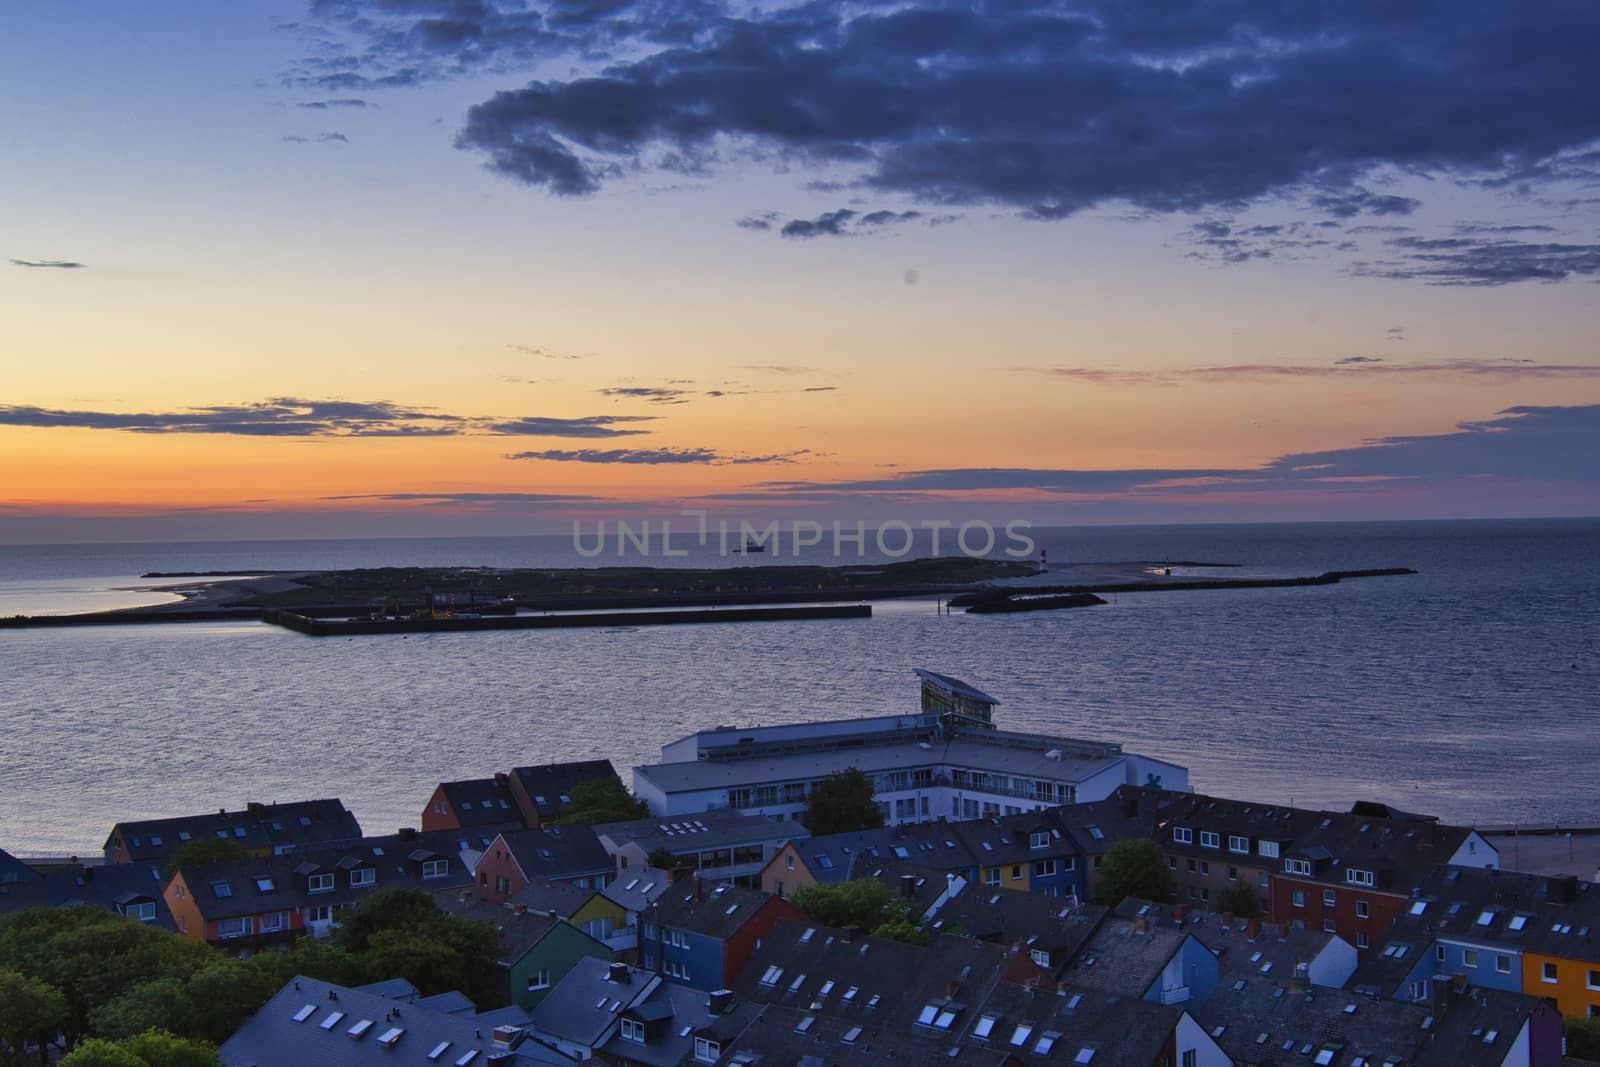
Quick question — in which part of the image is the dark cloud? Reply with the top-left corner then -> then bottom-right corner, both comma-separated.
282,131 -> 351,143
297,98 -> 371,109
1351,234 -> 1600,286
510,445 -> 810,464
598,386 -> 691,404
748,405 -> 1600,497
0,398 -> 462,437
1180,218 -> 1346,263
10,259 -> 85,269
1384,327 -> 1407,343
774,208 -> 924,239
1013,358 -> 1600,385
0,401 -> 665,439
485,415 -> 655,437
429,1 -> 1600,236
801,385 -> 838,393
736,211 -> 779,231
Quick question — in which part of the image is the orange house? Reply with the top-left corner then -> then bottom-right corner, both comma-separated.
1522,950 -> 1600,1018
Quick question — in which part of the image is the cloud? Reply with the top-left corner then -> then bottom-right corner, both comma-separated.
745,405 -> 1600,498
1180,218 -> 1348,264
1351,234 -> 1600,286
0,398 -> 462,437
510,446 -> 810,464
508,343 -> 582,359
10,259 -> 85,269
297,98 -> 370,109
429,1 -> 1600,235
598,386 -> 692,404
0,401 -> 663,439
777,208 -> 925,239
485,415 -> 655,437
801,385 -> 838,393
736,211 -> 780,231
738,365 -> 816,376
324,491 -> 606,504
282,131 -> 351,143
1012,358 -> 1600,385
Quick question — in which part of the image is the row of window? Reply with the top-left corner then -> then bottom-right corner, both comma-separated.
1171,827 -> 1280,858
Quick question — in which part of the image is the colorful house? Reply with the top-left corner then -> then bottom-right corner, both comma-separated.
641,884 -> 801,991
473,825 -> 613,904
104,798 -> 361,866
435,896 -> 613,1009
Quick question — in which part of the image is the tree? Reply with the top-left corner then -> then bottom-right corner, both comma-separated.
789,879 -> 898,930
1568,1017 -> 1600,1061
164,840 -> 247,875
0,969 -> 67,1067
1093,839 -> 1174,906
58,1031 -> 217,1067
803,769 -> 885,836
333,888 -> 448,954
1216,884 -> 1261,919
332,889 -> 504,1008
557,778 -> 648,825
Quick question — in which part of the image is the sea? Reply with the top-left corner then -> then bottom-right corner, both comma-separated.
0,519 -> 1595,856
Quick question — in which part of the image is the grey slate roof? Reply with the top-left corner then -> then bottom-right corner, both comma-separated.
978,981 -> 1185,1067
595,807 -> 798,856
601,868 -> 674,914
497,826 -> 612,882
1409,866 -> 1600,964
218,975 -> 575,1067
0,847 -> 38,884
439,777 -> 524,829
509,877 -> 598,920
512,760 -> 618,821
433,895 -> 605,966
734,918 -> 1010,1038
788,823 -> 981,880
1114,898 -> 1345,981
1056,910 -> 1187,997
104,798 -> 362,865
930,888 -> 1105,952
652,884 -> 780,941
952,811 -> 1076,868
0,861 -> 174,928
530,957 -> 658,1048
600,979 -> 758,1067
717,1003 -> 1012,1066
1190,971 -> 1429,1066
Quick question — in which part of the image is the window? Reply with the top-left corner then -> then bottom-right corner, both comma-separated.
255,877 -> 275,893
350,868 -> 375,887
218,917 -> 253,939
1200,861 -> 1210,875
309,905 -> 334,924
1030,831 -> 1050,849
1292,890 -> 1305,909
1030,948 -> 1050,966
1322,919 -> 1336,933
308,872 -> 334,893
983,869 -> 1000,886
1284,858 -> 1311,876
124,901 -> 157,922
1356,900 -> 1370,919
1200,831 -> 1220,849
1033,860 -> 1057,877
1009,1024 -> 1033,1047
1436,945 -> 1447,962
1183,1053 -> 1197,1067
1356,931 -> 1369,949
260,911 -> 287,932
619,1018 -> 645,1043
422,859 -> 449,879
1323,890 -> 1337,907
210,881 -> 233,898
1345,868 -> 1375,887
1258,840 -> 1279,858
1464,949 -> 1480,968
1497,956 -> 1512,975
1173,827 -> 1193,844
785,854 -> 795,870
694,1038 -> 720,1063
1229,835 -> 1249,854
1542,962 -> 1558,984
1588,969 -> 1600,991
1010,865 -> 1023,880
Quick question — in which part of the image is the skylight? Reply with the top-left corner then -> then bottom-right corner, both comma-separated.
1066,994 -> 1082,1010
292,1004 -> 316,1023
1036,1032 -> 1061,1054
800,928 -> 815,943
455,1051 -> 479,1067
1477,910 -> 1495,926
1409,900 -> 1428,915
842,1027 -> 862,1044
347,1019 -> 374,1039
974,1015 -> 998,1039
377,1028 -> 403,1047
1009,1024 -> 1033,1046
819,981 -> 835,996
918,1005 -> 939,1026
1508,914 -> 1528,931
427,1041 -> 451,1061
255,877 -> 274,892
794,1016 -> 815,1034
1074,1049 -> 1095,1065
934,1009 -> 957,1030
843,987 -> 858,1001
789,974 -> 806,992
319,1012 -> 345,1031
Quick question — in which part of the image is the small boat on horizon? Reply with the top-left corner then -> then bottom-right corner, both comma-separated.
738,540 -> 766,554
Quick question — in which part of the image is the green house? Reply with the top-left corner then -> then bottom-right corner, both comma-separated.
441,898 -> 613,1009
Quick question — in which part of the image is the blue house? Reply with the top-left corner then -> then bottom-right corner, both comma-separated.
641,884 -> 801,991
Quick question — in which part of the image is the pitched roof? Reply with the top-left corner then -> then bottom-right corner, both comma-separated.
952,811 -> 1076,867
0,862 -> 174,928
530,957 -> 659,1048
0,847 -> 38,884
601,979 -> 758,1067
510,877 -> 599,920
512,760 -> 618,820
787,823 -> 981,879
1055,909 -> 1188,997
734,918 -> 1010,1037
104,798 -> 362,864
1402,866 -> 1600,964
594,807 -> 798,855
496,825 -> 612,882
431,895 -> 575,965
1191,970 -> 1430,1066
652,884 -> 780,941
718,1003 -> 1012,1066
173,831 -> 472,922
1279,809 -> 1479,894
601,868 -> 674,914
930,888 -> 1105,951
218,975 -> 574,1067
438,777 -> 524,829
1115,899 -> 1346,982
978,981 -> 1185,1067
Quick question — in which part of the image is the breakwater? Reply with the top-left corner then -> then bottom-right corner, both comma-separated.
267,603 -> 871,635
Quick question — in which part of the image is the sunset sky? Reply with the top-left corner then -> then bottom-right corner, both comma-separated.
4,1 -> 1599,542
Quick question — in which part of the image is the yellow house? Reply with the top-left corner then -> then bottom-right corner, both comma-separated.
1521,950 -> 1600,1018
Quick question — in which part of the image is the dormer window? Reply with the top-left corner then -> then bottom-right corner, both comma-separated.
1173,827 -> 1193,845
309,873 -> 335,893
422,859 -> 449,879
619,1018 -> 645,1044
1030,948 -> 1051,967
1200,831 -> 1220,849
350,868 -> 376,887
1030,831 -> 1050,849
1228,835 -> 1249,854
1345,868 -> 1376,887
1284,858 -> 1312,876
694,1037 -> 719,1063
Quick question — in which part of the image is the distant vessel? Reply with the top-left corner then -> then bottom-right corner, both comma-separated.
738,540 -> 766,554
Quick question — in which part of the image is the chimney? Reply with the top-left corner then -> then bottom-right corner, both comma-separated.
608,962 -> 631,984
1246,919 -> 1263,941
81,866 -> 94,882
708,990 -> 734,1016
945,980 -> 961,999
842,925 -> 859,944
1173,904 -> 1189,924
491,1025 -> 523,1047
514,903 -> 527,916
495,772 -> 510,785
1430,975 -> 1452,1017
901,874 -> 918,899
398,827 -> 417,840
694,880 -> 704,902
1547,875 -> 1580,903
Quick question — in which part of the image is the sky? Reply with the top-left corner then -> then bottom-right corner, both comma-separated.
3,0 -> 1599,543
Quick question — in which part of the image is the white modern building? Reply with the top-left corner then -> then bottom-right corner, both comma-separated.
633,670 -> 1188,825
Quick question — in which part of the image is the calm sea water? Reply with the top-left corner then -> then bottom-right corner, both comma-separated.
0,520 -> 1595,854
